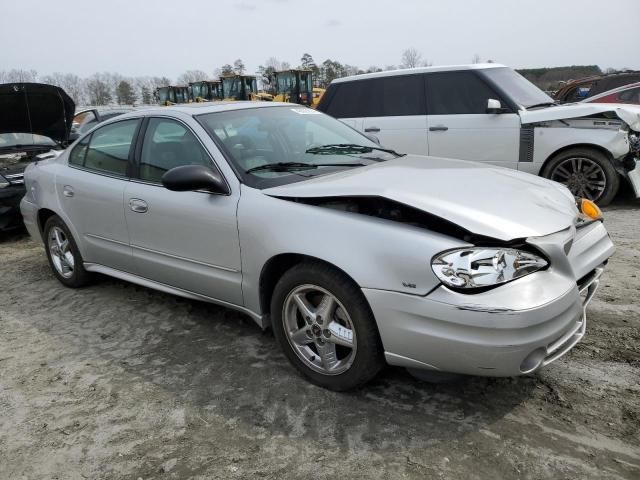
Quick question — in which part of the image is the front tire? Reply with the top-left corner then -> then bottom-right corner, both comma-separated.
542,147 -> 620,206
43,215 -> 91,288
271,262 -> 384,391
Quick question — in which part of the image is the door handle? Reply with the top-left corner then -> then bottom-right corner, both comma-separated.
364,127 -> 380,133
62,186 -> 74,197
429,125 -> 449,132
129,198 -> 148,213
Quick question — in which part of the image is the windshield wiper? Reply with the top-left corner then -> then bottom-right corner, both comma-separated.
305,143 -> 403,157
245,161 -> 368,174
526,102 -> 557,110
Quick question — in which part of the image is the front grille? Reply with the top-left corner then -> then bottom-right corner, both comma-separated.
3,172 -> 24,185
541,265 -> 604,366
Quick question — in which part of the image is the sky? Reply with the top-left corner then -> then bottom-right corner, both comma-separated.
1,0 -> 639,80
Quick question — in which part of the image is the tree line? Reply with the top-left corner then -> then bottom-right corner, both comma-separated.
4,50 -> 623,107
0,49 -> 440,107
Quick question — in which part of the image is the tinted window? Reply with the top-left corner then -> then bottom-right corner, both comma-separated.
323,80 -> 382,118
382,75 -> 426,116
69,134 -> 90,166
138,118 -> 211,183
83,119 -> 139,176
427,71 -> 501,114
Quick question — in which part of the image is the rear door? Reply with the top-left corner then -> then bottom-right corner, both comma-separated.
58,118 -> 141,271
425,71 -> 520,169
360,75 -> 428,155
318,80 -> 380,132
124,116 -> 243,305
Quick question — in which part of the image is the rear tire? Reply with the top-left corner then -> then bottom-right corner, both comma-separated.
541,147 -> 620,206
43,215 -> 91,288
271,262 -> 385,391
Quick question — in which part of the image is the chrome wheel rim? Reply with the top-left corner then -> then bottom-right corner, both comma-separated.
550,157 -> 607,201
48,226 -> 75,279
282,284 -> 357,376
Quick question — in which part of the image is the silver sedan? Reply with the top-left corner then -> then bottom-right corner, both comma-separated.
20,102 -> 614,390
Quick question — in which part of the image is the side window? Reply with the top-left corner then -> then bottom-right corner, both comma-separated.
426,71 -> 502,115
138,118 -> 212,183
324,80 -> 382,118
83,119 -> 140,176
381,75 -> 426,116
69,134 -> 90,166
72,110 -> 98,134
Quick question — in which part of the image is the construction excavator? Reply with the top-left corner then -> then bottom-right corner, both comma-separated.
220,75 -> 273,101
272,69 -> 314,106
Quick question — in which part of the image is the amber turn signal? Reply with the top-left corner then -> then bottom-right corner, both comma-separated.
578,198 -> 602,220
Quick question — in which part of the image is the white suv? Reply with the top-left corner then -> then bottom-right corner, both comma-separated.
317,64 -> 640,205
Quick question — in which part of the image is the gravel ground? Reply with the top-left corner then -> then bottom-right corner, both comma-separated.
1,204 -> 639,479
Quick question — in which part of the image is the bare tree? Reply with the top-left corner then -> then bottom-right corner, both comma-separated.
471,53 -> 481,64
86,73 -> 112,105
177,70 -> 208,84
401,48 -> 422,69
233,59 -> 246,75
1,69 -> 38,82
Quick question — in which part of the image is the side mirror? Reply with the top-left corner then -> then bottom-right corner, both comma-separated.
487,98 -> 505,114
162,165 -> 230,195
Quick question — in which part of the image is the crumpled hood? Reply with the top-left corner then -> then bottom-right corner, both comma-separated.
0,83 -> 75,149
263,156 -> 578,241
520,103 -> 640,131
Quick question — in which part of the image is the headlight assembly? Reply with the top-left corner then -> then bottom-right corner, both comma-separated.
432,247 -> 548,291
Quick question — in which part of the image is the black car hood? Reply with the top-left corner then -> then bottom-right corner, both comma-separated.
0,82 -> 75,150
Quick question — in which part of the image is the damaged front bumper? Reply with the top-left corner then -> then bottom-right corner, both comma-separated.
365,221 -> 614,377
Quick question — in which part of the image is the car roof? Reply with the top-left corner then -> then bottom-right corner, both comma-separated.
584,81 -> 640,102
115,101 -> 298,118
331,63 -> 506,84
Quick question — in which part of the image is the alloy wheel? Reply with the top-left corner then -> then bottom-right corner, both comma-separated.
282,284 -> 357,375
550,157 -> 607,201
48,226 -> 75,279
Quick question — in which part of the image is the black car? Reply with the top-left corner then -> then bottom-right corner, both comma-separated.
0,83 -> 75,231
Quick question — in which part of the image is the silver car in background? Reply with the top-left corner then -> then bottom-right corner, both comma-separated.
20,102 -> 614,390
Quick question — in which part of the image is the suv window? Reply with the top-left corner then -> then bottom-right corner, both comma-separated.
427,71 -> 501,114
138,118 -> 212,183
381,75 -> 426,116
77,119 -> 140,176
323,80 -> 382,118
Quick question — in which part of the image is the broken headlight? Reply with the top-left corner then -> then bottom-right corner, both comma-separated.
432,248 -> 548,290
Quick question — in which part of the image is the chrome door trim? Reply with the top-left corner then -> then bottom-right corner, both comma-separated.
83,262 -> 265,327
85,233 -> 129,247
130,243 -> 239,273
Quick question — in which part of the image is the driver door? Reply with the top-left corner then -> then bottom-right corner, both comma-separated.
124,117 -> 243,305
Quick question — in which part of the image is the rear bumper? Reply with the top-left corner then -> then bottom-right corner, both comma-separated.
19,196 -> 41,243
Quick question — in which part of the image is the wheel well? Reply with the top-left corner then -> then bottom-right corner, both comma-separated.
258,253 -> 359,316
37,208 -> 57,235
541,143 -> 614,176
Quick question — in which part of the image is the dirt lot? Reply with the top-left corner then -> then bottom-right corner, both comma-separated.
1,204 -> 639,480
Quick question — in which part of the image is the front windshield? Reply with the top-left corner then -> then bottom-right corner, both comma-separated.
0,132 -> 56,150
277,72 -> 295,94
223,77 -> 238,99
196,106 -> 397,188
480,67 -> 554,109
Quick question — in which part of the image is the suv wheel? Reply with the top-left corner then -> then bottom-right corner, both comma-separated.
542,147 -> 620,206
43,215 -> 91,287
271,262 -> 384,391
